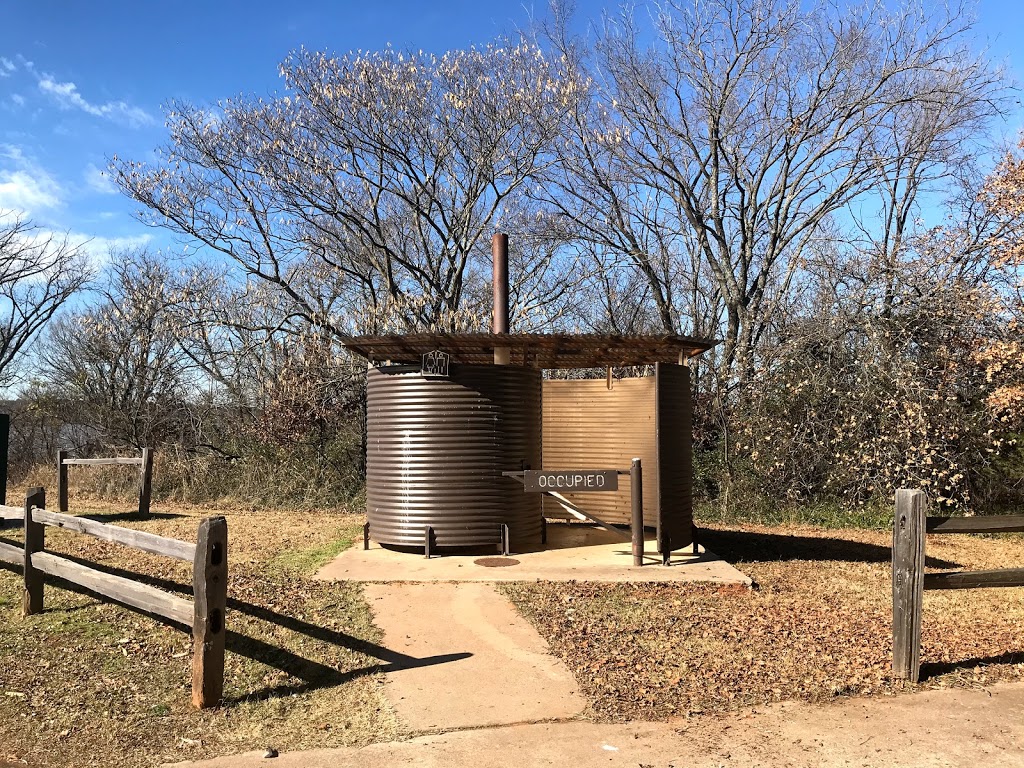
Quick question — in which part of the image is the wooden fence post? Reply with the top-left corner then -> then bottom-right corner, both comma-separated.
22,487 -> 46,616
192,516 -> 227,709
893,489 -> 926,682
139,448 -> 154,516
57,450 -> 69,512
0,412 -> 9,506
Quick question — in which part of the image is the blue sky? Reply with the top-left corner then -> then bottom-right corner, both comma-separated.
2,0 -> 1024,261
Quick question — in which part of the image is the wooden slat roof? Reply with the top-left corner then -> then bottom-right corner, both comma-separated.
341,332 -> 717,369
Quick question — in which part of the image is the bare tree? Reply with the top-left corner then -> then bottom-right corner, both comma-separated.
38,248 -> 196,449
539,0 -> 1007,383
0,212 -> 91,387
112,40 -> 576,335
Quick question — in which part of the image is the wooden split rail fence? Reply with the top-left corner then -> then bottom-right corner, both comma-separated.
892,488 -> 1024,682
57,449 -> 154,516
0,487 -> 227,708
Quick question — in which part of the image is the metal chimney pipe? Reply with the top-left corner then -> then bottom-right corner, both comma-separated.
492,232 -> 510,364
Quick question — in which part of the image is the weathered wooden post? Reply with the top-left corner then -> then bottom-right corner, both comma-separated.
22,487 -> 46,616
57,450 -> 69,512
631,458 -> 644,567
139,448 -> 154,516
893,489 -> 926,682
192,516 -> 227,709
0,412 -> 9,506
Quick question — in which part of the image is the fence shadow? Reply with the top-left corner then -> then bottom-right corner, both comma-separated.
222,631 -> 470,704
4,550 -> 470,702
920,651 -> 1024,681
700,528 -> 961,569
79,511 -> 186,523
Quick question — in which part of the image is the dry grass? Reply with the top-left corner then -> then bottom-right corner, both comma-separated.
501,522 -> 1024,721
0,500 -> 400,767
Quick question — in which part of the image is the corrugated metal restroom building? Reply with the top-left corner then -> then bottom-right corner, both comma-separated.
343,332 -> 714,556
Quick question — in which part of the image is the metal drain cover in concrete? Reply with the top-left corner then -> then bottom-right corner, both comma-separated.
474,557 -> 520,567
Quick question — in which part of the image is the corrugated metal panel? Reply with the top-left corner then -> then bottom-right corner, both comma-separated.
656,363 -> 694,552
366,364 -> 542,551
541,378 -> 658,526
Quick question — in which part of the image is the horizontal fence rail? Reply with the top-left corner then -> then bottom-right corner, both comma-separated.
926,515 -> 1024,534
924,568 -> 1024,591
30,551 -> 194,625
32,508 -> 196,561
61,458 -> 145,466
893,489 -> 1024,683
0,486 -> 226,708
0,540 -> 20,565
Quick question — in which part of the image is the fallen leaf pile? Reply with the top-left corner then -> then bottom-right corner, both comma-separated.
501,523 -> 1024,721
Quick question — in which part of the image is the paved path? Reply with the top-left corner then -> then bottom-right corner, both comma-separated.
318,526 -> 751,584
168,680 -> 1024,767
361,582 -> 586,730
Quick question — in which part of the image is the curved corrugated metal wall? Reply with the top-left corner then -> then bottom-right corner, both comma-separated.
366,364 -> 543,551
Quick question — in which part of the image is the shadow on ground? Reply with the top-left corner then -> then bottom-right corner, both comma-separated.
920,651 -> 1024,681
78,510 -> 187,523
699,528 -> 960,569
0,553 -> 471,703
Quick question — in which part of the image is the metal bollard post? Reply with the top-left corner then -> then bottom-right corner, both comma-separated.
630,458 -> 643,567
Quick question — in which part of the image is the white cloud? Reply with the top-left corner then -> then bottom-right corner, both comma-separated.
38,76 -> 154,128
0,170 -> 61,212
0,57 -> 14,77
0,145 -> 62,216
10,93 -> 24,106
72,232 -> 152,264
84,163 -> 116,195
7,226 -> 152,271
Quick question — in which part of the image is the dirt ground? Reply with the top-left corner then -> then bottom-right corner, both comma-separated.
166,680 -> 1024,767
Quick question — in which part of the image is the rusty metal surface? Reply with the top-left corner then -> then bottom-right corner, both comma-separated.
656,362 -> 694,552
343,332 -> 716,369
366,364 -> 542,551
492,234 -> 509,334
541,377 -> 659,526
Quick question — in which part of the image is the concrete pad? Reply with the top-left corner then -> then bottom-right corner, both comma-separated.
317,523 -> 751,585
362,582 -> 586,730
167,680 -> 1024,767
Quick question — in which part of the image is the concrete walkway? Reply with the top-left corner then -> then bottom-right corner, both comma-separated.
318,524 -> 751,584
362,582 -> 586,730
168,680 -> 1024,767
